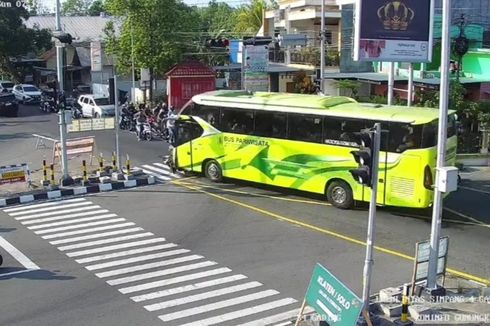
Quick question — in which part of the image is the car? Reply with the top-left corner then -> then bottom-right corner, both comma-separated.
12,84 -> 42,104
0,80 -> 15,93
0,93 -> 19,117
77,94 -> 115,118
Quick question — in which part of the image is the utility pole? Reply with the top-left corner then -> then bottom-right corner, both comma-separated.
241,41 -> 246,90
427,0 -> 451,292
387,62 -> 394,105
320,0 -> 325,94
408,63 -> 413,106
285,6 -> 291,65
55,0 -> 73,186
131,17 -> 136,103
114,74 -> 121,171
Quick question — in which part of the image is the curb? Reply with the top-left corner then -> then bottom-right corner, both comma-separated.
0,175 -> 155,208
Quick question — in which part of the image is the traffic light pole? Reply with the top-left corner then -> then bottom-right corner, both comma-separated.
361,122 -> 381,320
55,0 -> 73,186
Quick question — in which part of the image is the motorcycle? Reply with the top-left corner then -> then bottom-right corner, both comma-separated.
140,122 -> 152,141
119,114 -> 132,130
40,91 -> 57,113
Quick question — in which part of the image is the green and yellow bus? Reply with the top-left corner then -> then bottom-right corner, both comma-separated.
171,90 -> 457,209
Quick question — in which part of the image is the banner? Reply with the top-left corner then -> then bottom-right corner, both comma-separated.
354,0 -> 433,62
244,45 -> 269,92
0,164 -> 29,185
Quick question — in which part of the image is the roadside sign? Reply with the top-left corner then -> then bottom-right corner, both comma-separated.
0,164 -> 30,185
413,237 -> 449,283
303,263 -> 363,325
90,42 -> 102,72
68,118 -> 115,133
279,34 -> 307,47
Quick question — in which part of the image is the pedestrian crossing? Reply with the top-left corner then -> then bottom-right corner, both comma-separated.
134,162 -> 182,182
3,197 -> 315,325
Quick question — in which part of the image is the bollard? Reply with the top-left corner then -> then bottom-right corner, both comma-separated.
112,152 -> 117,171
82,160 -> 88,183
50,164 -> 56,186
395,284 -> 413,325
98,153 -> 104,172
42,159 -> 48,183
126,154 -> 131,175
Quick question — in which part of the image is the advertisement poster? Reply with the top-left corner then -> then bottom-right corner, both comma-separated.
244,45 -> 269,92
354,0 -> 433,62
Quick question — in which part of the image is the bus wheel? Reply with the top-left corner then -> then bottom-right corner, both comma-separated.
204,160 -> 223,182
326,180 -> 353,209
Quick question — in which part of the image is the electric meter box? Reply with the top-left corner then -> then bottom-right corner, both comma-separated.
437,166 -> 459,193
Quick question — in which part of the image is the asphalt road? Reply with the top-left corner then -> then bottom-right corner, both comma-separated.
0,104 -> 489,325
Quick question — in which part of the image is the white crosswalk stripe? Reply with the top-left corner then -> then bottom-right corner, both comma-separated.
235,307 -> 315,326
133,162 -> 182,182
3,198 -> 303,326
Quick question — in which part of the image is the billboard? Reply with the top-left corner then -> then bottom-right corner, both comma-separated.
354,0 -> 434,62
244,45 -> 269,92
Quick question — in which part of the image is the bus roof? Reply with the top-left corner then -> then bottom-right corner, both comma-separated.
193,90 -> 451,125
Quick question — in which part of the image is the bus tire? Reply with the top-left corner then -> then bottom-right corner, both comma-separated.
326,180 -> 354,209
204,160 -> 223,182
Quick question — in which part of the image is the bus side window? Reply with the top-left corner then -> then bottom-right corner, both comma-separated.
221,108 -> 254,135
254,111 -> 286,138
288,114 -> 322,143
197,105 -> 220,129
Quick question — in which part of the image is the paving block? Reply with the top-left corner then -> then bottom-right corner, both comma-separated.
379,287 -> 402,303
380,303 -> 403,317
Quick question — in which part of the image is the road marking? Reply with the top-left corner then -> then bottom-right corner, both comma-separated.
85,248 -> 190,271
145,281 -> 263,311
0,236 -> 40,270
15,205 -> 102,220
49,227 -> 144,245
443,207 -> 490,227
21,209 -> 110,225
175,180 -> 490,286
9,201 -> 94,216
158,289 -> 279,322
179,298 -> 298,326
66,237 -> 167,257
58,232 -> 154,251
34,218 -> 125,234
130,274 -> 248,302
27,213 -> 117,229
118,267 -> 232,294
142,164 -> 172,176
235,307 -> 314,326
95,254 -> 203,278
176,179 -> 331,206
136,167 -> 172,181
153,163 -> 182,178
3,198 -> 86,213
106,260 -> 218,286
75,243 -> 178,264
42,222 -> 136,240
458,185 -> 490,195
35,218 -> 127,235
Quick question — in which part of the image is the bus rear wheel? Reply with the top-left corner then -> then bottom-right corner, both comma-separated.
204,160 -> 223,182
326,180 -> 354,209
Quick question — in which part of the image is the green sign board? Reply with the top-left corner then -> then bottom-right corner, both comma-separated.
305,263 -> 363,325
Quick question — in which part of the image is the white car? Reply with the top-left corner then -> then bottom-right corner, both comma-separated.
0,80 -> 15,93
78,94 -> 115,118
12,84 -> 42,104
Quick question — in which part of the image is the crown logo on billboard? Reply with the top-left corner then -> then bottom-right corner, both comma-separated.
377,1 -> 415,31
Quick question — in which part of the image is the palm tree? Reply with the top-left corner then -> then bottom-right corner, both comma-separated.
233,0 -> 266,36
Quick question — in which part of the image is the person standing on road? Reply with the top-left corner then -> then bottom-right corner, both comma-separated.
166,106 -> 178,146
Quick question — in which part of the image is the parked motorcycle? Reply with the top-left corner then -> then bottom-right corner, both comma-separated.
141,122 -> 152,141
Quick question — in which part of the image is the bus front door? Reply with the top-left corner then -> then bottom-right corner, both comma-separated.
174,119 -> 204,172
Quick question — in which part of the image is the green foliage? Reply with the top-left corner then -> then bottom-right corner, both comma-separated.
104,0 -> 200,78
334,79 -> 361,100
87,0 -> 105,16
232,0 -> 265,36
62,0 -> 89,15
0,5 -> 53,81
367,95 -> 387,104
292,70 -> 316,94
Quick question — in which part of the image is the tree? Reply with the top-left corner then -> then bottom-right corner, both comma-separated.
0,3 -> 52,81
62,0 -> 89,15
105,0 -> 200,101
233,0 -> 266,36
87,0 -> 105,16
334,79 -> 361,100
292,70 -> 316,94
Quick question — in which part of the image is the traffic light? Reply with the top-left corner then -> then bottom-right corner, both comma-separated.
54,33 -> 73,44
206,38 -> 229,48
349,130 -> 374,187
